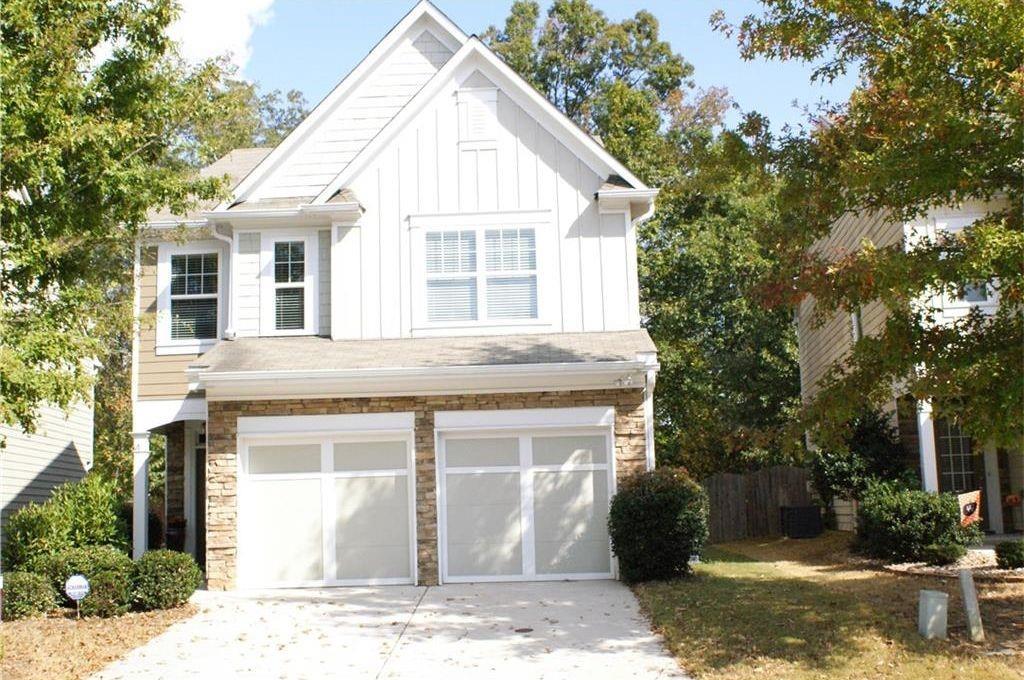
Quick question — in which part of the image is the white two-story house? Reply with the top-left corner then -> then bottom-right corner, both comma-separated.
132,1 -> 659,589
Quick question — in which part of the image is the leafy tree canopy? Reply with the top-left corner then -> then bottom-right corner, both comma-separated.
716,0 -> 1024,447
488,1 -> 802,476
1,0 -> 233,431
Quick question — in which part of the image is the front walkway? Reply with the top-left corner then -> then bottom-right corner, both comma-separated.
93,581 -> 686,679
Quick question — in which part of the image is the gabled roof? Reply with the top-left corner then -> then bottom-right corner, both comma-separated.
311,36 -> 649,204
222,1 -> 468,209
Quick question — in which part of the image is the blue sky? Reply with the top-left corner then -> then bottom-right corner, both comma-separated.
240,1 -> 858,131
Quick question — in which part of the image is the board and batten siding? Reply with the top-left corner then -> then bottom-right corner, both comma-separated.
797,210 -> 904,402
137,246 -> 203,400
335,72 -> 640,340
1,400 -> 94,529
253,30 -> 454,200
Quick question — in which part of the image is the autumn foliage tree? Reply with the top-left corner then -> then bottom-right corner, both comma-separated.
717,0 -> 1024,447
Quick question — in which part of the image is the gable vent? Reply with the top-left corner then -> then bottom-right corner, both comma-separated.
458,88 -> 498,143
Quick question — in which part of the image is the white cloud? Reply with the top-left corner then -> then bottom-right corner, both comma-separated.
168,0 -> 275,73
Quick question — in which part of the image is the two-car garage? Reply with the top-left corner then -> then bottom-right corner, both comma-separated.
236,408 -> 616,588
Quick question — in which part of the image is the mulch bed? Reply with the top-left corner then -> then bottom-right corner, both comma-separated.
0,605 -> 195,680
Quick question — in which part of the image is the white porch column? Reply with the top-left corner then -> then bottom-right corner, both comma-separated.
133,432 -> 151,559
644,367 -> 657,470
983,445 -> 1004,534
917,400 -> 940,492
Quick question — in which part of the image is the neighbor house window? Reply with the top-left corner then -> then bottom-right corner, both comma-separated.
424,227 -> 537,323
170,253 -> 218,340
274,241 -> 305,331
935,418 -> 976,493
960,282 -> 989,303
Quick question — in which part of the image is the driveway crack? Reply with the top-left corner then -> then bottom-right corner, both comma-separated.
375,586 -> 429,680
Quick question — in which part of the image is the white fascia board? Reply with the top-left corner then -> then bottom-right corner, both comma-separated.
196,361 -> 648,401
223,2 -> 468,208
201,202 -> 362,222
312,38 -> 650,205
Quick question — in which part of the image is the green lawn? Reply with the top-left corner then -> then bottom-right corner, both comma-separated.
635,532 -> 1024,679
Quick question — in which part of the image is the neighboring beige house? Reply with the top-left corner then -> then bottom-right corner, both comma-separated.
132,2 -> 660,590
1,399 -> 95,538
797,199 -> 1023,534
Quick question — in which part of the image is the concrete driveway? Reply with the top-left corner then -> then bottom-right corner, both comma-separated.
93,581 -> 685,679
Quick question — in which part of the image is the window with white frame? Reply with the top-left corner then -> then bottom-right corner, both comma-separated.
424,227 -> 537,323
169,253 -> 218,340
274,241 -> 306,331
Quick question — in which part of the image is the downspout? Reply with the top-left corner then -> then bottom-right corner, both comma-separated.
211,224 -> 235,340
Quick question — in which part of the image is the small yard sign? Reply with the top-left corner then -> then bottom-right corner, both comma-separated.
65,574 -> 90,618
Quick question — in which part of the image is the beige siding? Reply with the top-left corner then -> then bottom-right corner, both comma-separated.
136,246 -> 201,400
1,400 -> 94,528
797,211 -> 904,401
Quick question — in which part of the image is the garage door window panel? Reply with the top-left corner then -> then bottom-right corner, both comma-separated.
246,478 -> 324,584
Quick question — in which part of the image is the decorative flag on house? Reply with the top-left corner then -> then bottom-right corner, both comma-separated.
958,490 -> 982,527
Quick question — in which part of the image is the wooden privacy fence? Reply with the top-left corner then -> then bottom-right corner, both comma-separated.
702,466 -> 813,543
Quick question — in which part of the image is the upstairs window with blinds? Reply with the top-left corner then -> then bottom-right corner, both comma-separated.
170,253 -> 218,340
274,241 -> 306,331
424,227 -> 537,323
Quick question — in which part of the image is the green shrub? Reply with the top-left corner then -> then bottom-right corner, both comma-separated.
2,475 -> 129,569
1,503 -> 71,569
608,467 -> 709,583
1,571 -> 57,620
810,409 -> 917,504
856,480 -> 981,562
79,571 -> 131,618
995,539 -> 1024,569
50,475 -> 129,553
133,550 -> 202,610
30,545 -> 134,609
921,542 -> 967,566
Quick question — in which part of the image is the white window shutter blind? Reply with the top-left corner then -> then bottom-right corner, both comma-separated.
486,276 -> 537,319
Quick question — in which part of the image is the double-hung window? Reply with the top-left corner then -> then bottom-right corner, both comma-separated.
424,227 -> 537,324
273,241 -> 306,331
169,253 -> 218,340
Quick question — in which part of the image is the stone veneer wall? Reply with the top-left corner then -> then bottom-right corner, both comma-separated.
205,388 -> 646,590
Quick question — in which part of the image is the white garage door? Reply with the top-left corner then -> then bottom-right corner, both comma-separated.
239,435 -> 415,588
439,427 -> 614,582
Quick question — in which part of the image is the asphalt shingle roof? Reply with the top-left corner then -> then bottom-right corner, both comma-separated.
191,330 -> 656,374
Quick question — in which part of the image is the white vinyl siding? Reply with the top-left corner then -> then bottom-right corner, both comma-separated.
340,74 -> 640,339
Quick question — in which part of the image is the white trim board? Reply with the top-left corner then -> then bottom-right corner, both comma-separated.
133,397 -> 207,433
435,406 -> 614,430
238,412 -> 414,436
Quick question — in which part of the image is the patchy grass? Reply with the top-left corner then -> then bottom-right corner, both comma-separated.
635,532 -> 1024,680
0,605 -> 194,680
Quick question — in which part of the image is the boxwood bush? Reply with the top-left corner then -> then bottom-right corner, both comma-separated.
133,550 -> 203,610
2,475 -> 128,569
30,545 -> 134,611
1,571 -> 57,620
995,539 -> 1024,569
856,480 -> 981,563
608,467 -> 708,582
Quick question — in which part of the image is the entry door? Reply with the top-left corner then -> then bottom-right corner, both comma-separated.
240,437 -> 414,588
440,431 -> 613,582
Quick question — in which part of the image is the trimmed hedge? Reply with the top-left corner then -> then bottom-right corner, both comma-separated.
30,545 -> 134,611
2,475 -> 128,569
1,571 -> 57,620
608,467 -> 709,582
995,539 -> 1024,569
856,481 -> 981,563
80,571 -> 132,618
133,550 -> 202,610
